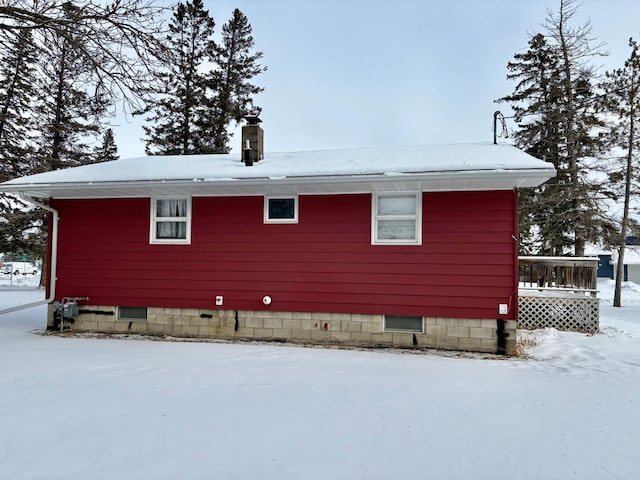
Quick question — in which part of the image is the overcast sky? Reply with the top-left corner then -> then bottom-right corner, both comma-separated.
113,0 -> 640,159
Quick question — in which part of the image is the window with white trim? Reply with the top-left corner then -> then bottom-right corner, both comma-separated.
264,196 -> 298,224
384,315 -> 424,333
118,306 -> 148,321
150,197 -> 191,244
372,192 -> 422,244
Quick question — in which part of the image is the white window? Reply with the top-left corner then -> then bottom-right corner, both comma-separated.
372,192 -> 422,245
150,197 -> 191,244
384,315 -> 424,333
264,196 -> 298,224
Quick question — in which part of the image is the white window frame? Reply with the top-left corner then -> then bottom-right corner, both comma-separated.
383,315 -> 424,333
150,197 -> 192,244
264,195 -> 299,224
118,306 -> 148,322
372,192 -> 422,245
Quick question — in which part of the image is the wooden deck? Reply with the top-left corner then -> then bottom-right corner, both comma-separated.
518,256 -> 599,333
519,256 -> 599,296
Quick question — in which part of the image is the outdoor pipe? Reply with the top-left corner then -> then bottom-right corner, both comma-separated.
0,192 -> 60,315
19,192 -> 58,305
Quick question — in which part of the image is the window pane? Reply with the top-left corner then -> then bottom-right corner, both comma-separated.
269,198 -> 295,219
157,221 -> 187,239
378,219 -> 416,240
378,195 -> 416,216
157,199 -> 187,217
385,315 -> 422,332
119,306 -> 147,320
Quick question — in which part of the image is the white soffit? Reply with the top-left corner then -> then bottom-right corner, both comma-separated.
0,169 -> 554,199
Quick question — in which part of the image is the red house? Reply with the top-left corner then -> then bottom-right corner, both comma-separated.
1,123 -> 555,355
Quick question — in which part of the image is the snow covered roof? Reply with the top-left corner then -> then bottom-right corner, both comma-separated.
0,143 -> 556,198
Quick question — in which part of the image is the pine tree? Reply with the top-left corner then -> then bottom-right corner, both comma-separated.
141,0 -> 215,155
34,26 -> 108,172
497,0 -> 609,256
0,206 -> 46,262
204,9 -> 266,153
544,0 -> 609,256
141,5 -> 266,155
498,34 -> 567,254
600,38 -> 640,306
0,28 -> 39,182
0,1 -> 162,264
0,27 -> 42,259
93,128 -> 119,163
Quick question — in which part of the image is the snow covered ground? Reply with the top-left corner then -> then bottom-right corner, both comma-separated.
0,280 -> 639,480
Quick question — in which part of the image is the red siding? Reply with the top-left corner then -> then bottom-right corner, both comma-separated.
51,190 -> 517,319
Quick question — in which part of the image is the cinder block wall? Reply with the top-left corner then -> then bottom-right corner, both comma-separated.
48,306 -> 516,355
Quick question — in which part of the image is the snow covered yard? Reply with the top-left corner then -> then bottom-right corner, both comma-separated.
1,281 -> 639,480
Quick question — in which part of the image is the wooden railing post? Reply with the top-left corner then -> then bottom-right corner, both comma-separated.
518,256 -> 599,295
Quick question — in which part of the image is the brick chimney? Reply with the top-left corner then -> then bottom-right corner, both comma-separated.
241,112 -> 263,166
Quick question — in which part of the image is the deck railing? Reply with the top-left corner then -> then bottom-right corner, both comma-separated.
518,256 -> 599,296
518,256 -> 600,333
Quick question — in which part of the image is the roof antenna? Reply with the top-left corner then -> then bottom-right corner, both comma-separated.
493,111 -> 508,144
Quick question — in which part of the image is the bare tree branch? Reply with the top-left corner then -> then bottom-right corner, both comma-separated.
0,0 -> 170,110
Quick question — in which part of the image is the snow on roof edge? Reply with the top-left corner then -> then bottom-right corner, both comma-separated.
1,142 -> 555,189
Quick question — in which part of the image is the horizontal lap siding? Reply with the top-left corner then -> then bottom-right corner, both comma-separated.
52,190 -> 516,319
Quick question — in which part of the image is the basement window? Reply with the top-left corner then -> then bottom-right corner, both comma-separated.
150,197 -> 191,244
118,306 -> 148,321
384,315 -> 423,333
372,192 -> 422,245
264,196 -> 298,224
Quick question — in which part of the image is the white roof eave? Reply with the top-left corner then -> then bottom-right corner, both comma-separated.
1,168 -> 556,199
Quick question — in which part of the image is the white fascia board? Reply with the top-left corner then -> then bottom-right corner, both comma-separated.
1,168 -> 556,199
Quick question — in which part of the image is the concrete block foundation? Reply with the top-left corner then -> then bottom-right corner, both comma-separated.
48,306 -> 516,355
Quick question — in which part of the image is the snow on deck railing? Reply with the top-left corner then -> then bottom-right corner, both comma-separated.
518,256 -> 599,296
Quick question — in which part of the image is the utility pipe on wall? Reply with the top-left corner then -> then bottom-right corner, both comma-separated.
0,193 -> 59,315
20,192 -> 59,304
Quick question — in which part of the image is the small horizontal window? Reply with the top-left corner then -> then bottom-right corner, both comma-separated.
384,315 -> 423,333
264,196 -> 298,224
118,306 -> 148,321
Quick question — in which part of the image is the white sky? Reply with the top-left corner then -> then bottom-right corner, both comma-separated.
113,0 -> 640,159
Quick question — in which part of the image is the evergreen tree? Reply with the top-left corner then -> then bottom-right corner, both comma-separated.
204,8 -> 266,153
498,33 -> 567,254
93,128 -> 119,163
0,27 -> 42,259
0,206 -> 47,262
497,0 -> 609,255
141,5 -> 266,155
544,0 -> 609,256
0,28 -> 38,182
0,1 -> 164,264
600,38 -> 640,306
34,25 -> 108,172
141,0 -> 215,155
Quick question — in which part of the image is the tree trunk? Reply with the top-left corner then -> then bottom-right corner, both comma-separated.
557,1 -> 583,257
614,101 -> 635,307
614,245 -> 626,307
50,40 -> 67,171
